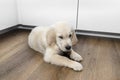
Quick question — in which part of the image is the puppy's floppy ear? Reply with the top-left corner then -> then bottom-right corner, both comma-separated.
72,30 -> 78,45
46,28 -> 56,46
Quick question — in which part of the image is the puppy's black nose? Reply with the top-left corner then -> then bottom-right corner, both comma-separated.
65,46 -> 71,50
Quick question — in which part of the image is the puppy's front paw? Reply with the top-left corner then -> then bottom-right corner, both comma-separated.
70,61 -> 83,71
70,53 -> 83,61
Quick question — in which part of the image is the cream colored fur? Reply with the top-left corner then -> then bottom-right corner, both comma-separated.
28,22 -> 83,71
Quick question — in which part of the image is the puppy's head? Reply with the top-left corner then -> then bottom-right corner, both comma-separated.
47,22 -> 78,52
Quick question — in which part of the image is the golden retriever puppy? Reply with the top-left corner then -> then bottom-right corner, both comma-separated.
28,22 -> 83,71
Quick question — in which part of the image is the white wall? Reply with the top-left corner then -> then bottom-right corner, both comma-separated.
0,0 -> 18,30
1,0 -> 120,33
78,0 -> 120,33
17,0 -> 77,28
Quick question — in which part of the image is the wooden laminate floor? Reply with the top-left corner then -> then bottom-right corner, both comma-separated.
0,30 -> 120,80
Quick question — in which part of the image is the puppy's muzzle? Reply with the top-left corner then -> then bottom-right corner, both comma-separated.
65,45 -> 71,50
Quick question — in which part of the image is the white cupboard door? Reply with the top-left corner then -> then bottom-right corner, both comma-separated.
78,0 -> 120,33
18,0 -> 78,28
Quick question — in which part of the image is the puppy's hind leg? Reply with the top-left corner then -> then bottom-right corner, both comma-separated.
44,48 -> 83,71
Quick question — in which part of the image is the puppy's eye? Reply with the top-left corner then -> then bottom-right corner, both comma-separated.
59,36 -> 63,39
69,34 -> 72,38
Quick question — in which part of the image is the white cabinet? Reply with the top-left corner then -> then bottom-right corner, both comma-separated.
1,0 -> 120,33
0,0 -> 18,30
17,0 -> 78,28
77,0 -> 120,33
